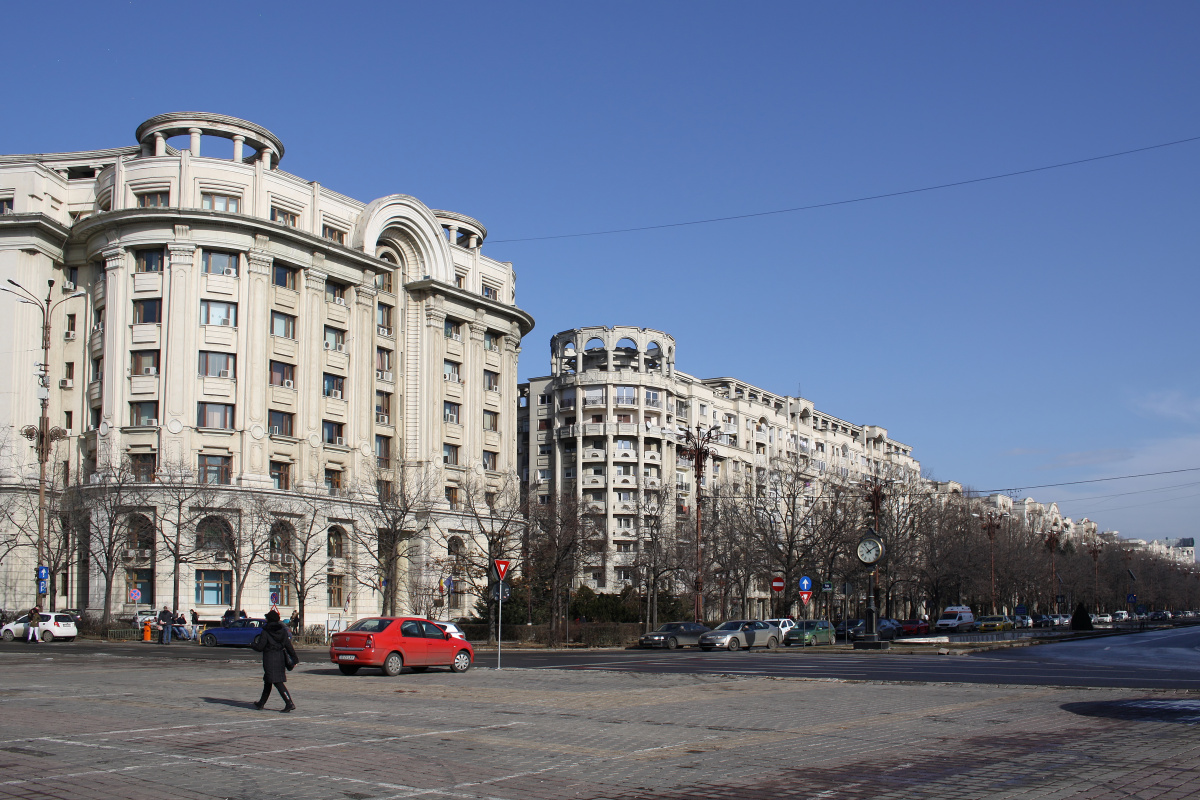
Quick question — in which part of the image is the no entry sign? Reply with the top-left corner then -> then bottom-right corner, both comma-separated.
770,577 -> 785,592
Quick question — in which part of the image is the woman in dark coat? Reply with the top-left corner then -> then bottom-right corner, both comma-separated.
251,609 -> 299,712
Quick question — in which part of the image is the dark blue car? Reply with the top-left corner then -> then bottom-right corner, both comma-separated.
200,618 -> 267,647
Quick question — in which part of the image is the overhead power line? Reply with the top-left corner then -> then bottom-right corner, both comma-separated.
489,134 -> 1200,244
979,467 -> 1200,495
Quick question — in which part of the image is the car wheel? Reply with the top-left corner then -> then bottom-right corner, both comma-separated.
766,637 -> 777,650
727,638 -> 739,651
667,637 -> 679,650
201,632 -> 217,647
382,652 -> 404,676
338,664 -> 360,675
41,631 -> 54,643
451,650 -> 472,673
2,630 -> 12,642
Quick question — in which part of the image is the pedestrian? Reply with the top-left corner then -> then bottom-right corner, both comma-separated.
289,610 -> 300,635
190,609 -> 200,640
222,607 -> 235,627
172,611 -> 190,640
251,609 -> 298,712
238,609 -> 247,620
26,606 -> 41,643
157,605 -> 173,644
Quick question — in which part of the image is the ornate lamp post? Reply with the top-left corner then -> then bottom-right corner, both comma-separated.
1,279 -> 83,607
678,423 -> 721,624
1087,536 -> 1104,612
972,509 -> 1010,614
1044,522 -> 1063,615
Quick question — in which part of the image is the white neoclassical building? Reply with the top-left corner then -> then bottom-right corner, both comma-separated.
0,112 -> 533,624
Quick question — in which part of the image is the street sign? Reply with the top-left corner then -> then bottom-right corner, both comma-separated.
270,592 -> 280,605
799,591 -> 812,605
494,559 -> 510,582
1056,594 -> 1066,604
492,581 -> 512,601
821,581 -> 833,593
798,576 -> 813,593
1126,593 -> 1137,604
37,580 -> 48,595
1015,604 -> 1027,616
129,588 -> 142,602
770,577 -> 785,592
36,566 -> 49,581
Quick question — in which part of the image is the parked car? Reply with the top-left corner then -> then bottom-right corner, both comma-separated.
1149,610 -> 1172,621
1094,613 -> 1113,624
764,619 -> 797,637
783,619 -> 835,646
1112,610 -> 1129,622
1,612 -> 78,642
899,619 -> 930,636
835,619 -> 862,641
1054,614 -> 1073,627
200,618 -> 267,647
329,617 -> 474,676
638,622 -> 710,649
1013,615 -> 1033,629
698,620 -> 781,651
977,615 -> 1013,632
434,622 -> 467,640
844,618 -> 899,641
1030,614 -> 1054,628
934,606 -> 975,633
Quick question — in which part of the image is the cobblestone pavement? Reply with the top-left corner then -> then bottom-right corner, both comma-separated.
0,645 -> 1197,799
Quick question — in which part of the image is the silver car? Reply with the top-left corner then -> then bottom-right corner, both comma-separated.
698,620 -> 782,651
638,622 -> 710,649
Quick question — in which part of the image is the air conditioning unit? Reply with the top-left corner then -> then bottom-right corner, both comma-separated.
383,371 -> 393,382
142,367 -> 157,376
334,296 -> 346,306
376,413 -> 389,425
64,330 -> 76,341
378,326 -> 390,337
334,436 -> 345,446
330,389 -> 342,399
219,318 -> 231,326
93,323 -> 104,332
451,332 -> 462,342
59,378 -> 73,389
137,549 -> 151,559
323,340 -> 332,350
270,426 -> 280,435
281,554 -> 295,564
335,343 -> 346,353
64,429 -> 74,437
214,551 -> 231,561
63,281 -> 76,292
218,369 -> 231,379
375,369 -> 384,380
283,379 -> 294,389
147,419 -> 158,427
269,553 -> 283,564
222,268 -> 236,277
123,548 -> 139,558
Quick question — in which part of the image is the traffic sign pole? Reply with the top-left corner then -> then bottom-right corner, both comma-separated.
494,560 -> 510,670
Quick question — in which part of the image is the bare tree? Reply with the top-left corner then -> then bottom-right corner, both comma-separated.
273,485 -> 343,629
756,452 -> 825,618
632,483 -> 683,629
527,490 -> 601,644
153,456 -> 220,612
228,490 -> 279,613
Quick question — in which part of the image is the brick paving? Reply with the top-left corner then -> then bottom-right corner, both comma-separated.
0,644 -> 1197,799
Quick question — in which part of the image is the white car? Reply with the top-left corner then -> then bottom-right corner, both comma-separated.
1,612 -> 79,642
436,621 -> 467,639
1013,615 -> 1033,629
1095,613 -> 1113,624
764,618 -> 797,636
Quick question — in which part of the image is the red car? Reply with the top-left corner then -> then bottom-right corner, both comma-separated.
900,619 -> 930,636
329,617 -> 474,676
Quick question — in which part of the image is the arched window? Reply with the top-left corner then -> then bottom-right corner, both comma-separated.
615,337 -> 638,351
269,520 -> 294,554
584,337 -> 605,351
327,525 -> 346,558
561,340 -> 576,354
127,513 -> 155,550
196,516 -> 233,550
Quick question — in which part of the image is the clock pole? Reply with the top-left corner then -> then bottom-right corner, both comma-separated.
853,477 -> 889,650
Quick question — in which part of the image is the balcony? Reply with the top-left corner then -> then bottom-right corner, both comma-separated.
555,425 -> 580,439
582,448 -> 606,460
641,477 -> 662,490
582,394 -> 606,408
612,473 -> 636,488
614,396 -> 638,408
643,451 -> 661,463
582,474 -> 607,488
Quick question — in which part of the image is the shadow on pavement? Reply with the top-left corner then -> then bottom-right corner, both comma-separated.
1062,698 -> 1200,724
200,697 -> 260,709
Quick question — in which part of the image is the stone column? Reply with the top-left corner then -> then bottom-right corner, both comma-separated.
468,319 -> 487,467
240,240 -> 273,487
154,133 -> 166,157
164,230 -> 197,467
188,128 -> 201,157
299,264 -> 328,488
446,225 -> 458,246
232,135 -> 245,162
353,282 -> 378,482
260,148 -> 273,170
420,301 -> 446,466
98,245 -> 128,469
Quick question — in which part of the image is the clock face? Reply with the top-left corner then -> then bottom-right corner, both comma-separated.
857,536 -> 883,564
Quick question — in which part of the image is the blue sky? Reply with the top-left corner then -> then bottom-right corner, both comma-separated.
4,2 -> 1198,542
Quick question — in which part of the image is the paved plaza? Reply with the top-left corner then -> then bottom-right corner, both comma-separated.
1,644 -> 1198,799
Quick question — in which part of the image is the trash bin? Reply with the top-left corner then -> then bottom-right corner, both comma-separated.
143,620 -> 153,641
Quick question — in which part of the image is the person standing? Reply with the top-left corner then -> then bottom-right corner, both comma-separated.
26,606 -> 41,643
157,605 -> 173,644
190,609 -> 200,640
222,607 -> 235,627
289,610 -> 300,635
251,609 -> 298,712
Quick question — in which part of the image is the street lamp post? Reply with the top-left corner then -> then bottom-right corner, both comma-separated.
1044,522 -> 1062,615
972,509 -> 1009,615
678,423 -> 721,624
1087,536 -> 1104,612
2,279 -> 82,609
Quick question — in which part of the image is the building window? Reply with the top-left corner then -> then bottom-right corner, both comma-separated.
376,391 -> 392,416
323,374 -> 345,398
322,421 -> 344,444
198,351 -> 235,378
132,299 -> 161,324
269,572 -> 293,606
443,444 -> 459,466
322,225 -> 346,245
195,570 -> 233,605
201,193 -> 239,213
66,313 -> 76,334
484,370 -> 500,392
268,410 -> 293,437
327,527 -> 345,558
482,451 -> 498,471
131,350 -> 160,375
273,263 -> 297,289
327,574 -> 345,607
201,249 -> 239,276
270,207 -> 298,227
482,283 -> 499,300
376,304 -> 393,329
443,360 -> 460,383
199,300 -> 237,326
375,435 -> 390,469
454,273 -> 466,289
270,311 -> 296,339
323,327 -> 345,350
130,401 -> 158,427
269,360 -> 294,387
136,191 -> 169,208
483,410 -> 499,432
325,469 -> 343,494
325,281 -> 348,303
375,270 -> 393,293
445,486 -> 460,509
376,348 -> 392,372
443,402 -> 460,424
197,455 -> 232,485
484,331 -> 500,352
0,197 -> 12,214
444,319 -> 462,340
135,249 -> 164,272
130,453 -> 157,483
197,403 -> 235,429
91,357 -> 103,382
270,461 -> 290,490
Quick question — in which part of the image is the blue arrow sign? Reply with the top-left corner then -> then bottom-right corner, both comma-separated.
36,566 -> 49,581
798,576 -> 813,592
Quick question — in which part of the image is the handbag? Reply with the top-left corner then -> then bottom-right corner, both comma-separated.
284,648 -> 296,671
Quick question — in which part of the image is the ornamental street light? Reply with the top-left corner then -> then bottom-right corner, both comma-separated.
1043,521 -> 1063,615
1087,536 -> 1104,612
678,423 -> 721,624
1,278 -> 84,608
972,509 -> 1010,615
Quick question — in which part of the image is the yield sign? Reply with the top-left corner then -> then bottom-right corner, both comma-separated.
798,575 -> 813,592
799,591 -> 812,605
770,577 -> 785,592
494,559 -> 511,582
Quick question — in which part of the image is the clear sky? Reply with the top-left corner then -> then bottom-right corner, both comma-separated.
4,2 -> 1198,543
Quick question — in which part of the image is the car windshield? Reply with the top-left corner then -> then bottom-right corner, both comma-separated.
938,612 -> 959,620
799,621 -> 818,630
347,618 -> 393,633
713,621 -> 747,631
657,623 -> 683,632
980,616 -> 1003,623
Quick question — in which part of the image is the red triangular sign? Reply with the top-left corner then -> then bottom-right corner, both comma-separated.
494,559 -> 510,582
799,591 -> 812,605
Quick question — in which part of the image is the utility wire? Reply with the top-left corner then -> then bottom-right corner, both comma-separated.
978,467 -> 1200,495
489,134 -> 1200,244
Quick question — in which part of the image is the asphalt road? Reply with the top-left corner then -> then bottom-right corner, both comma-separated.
7,626 -> 1197,689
